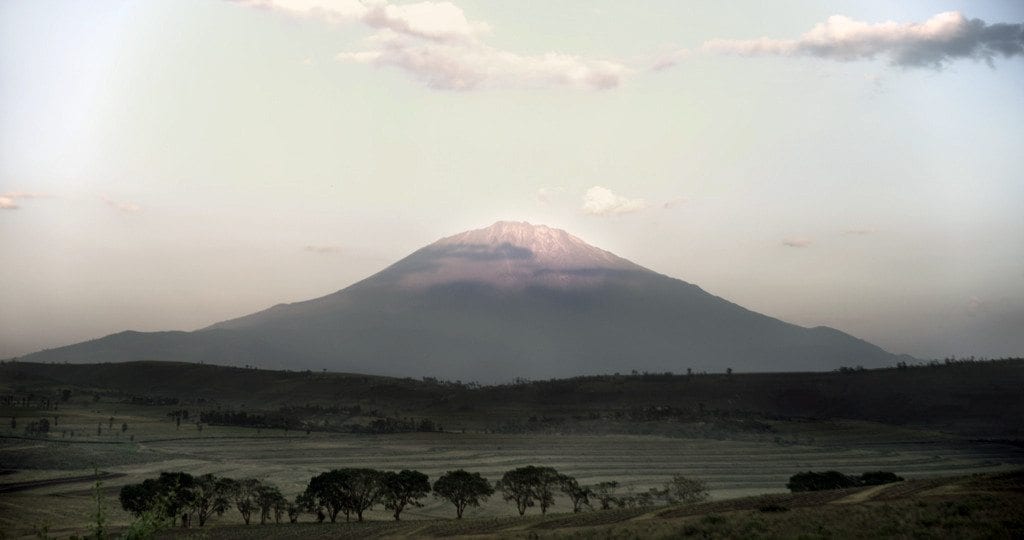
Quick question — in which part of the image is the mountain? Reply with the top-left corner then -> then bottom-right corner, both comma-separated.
20,221 -> 900,381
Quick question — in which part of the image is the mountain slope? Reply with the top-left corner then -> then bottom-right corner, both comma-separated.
20,221 -> 899,380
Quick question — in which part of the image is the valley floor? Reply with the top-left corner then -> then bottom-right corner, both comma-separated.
1,427 -> 1022,538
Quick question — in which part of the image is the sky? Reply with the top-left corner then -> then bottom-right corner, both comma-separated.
1,0 -> 1023,361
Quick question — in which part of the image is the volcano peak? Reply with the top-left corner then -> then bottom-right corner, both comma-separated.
430,221 -> 639,272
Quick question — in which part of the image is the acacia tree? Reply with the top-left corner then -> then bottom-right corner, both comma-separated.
381,470 -> 431,521
433,470 -> 493,519
662,475 -> 709,504
341,468 -> 384,522
304,471 -> 349,523
594,481 -> 619,510
189,474 -> 233,526
119,472 -> 196,527
120,479 -> 161,517
304,468 -> 383,522
255,484 -> 286,524
223,478 -> 261,525
558,475 -> 593,513
496,467 -> 536,516
531,467 -> 561,514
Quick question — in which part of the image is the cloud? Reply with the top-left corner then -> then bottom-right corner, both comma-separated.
534,186 -> 564,205
582,186 -> 647,216
662,196 -> 688,209
842,228 -> 875,236
782,238 -> 813,248
304,245 -> 344,254
702,11 -> 1024,68
235,0 -> 487,43
101,195 -> 141,213
232,0 -> 628,90
0,191 -> 52,210
338,32 -> 628,90
651,49 -> 691,71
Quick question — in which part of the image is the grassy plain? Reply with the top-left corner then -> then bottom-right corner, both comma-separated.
1,360 -> 1022,538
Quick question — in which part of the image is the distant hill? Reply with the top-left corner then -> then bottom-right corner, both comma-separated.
20,221 -> 901,381
2,359 -> 1022,436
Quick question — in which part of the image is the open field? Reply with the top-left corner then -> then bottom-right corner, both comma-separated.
1,360 -> 1022,537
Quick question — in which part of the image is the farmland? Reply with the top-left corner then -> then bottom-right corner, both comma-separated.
1,359 -> 1022,537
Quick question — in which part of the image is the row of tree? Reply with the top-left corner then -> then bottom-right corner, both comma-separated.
119,467 -> 711,528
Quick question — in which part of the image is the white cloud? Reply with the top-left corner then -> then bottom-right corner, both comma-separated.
651,49 -> 691,71
582,186 -> 647,216
0,191 -> 52,210
338,32 -> 628,90
232,0 -> 628,90
235,0 -> 487,43
101,195 -> 141,213
782,238 -> 813,248
702,11 -> 1024,68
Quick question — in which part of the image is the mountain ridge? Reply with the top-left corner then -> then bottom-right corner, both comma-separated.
19,221 -> 900,380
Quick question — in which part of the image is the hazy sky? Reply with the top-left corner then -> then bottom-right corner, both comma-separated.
2,0 -> 1023,361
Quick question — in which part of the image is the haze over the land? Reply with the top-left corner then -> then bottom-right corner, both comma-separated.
1,1 -> 1023,361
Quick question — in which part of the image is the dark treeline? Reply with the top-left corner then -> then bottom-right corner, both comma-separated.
196,408 -> 443,434
787,470 -> 904,492
118,466 -> 711,532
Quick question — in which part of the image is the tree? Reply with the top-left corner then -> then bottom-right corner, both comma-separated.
433,470 -> 493,519
531,467 -> 561,514
189,474 -> 233,527
496,466 -> 561,515
786,471 -> 857,492
381,470 -> 431,521
558,475 -> 593,513
255,484 -> 286,524
119,472 -> 196,527
336,468 -> 384,522
287,495 -> 306,523
858,471 -> 904,486
120,480 -> 160,517
304,470 -> 349,523
223,478 -> 261,524
662,475 -> 709,504
303,468 -> 384,523
495,467 -> 535,516
594,481 -> 619,510
156,472 -> 196,527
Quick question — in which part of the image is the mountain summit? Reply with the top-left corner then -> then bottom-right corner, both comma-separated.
22,221 -> 899,380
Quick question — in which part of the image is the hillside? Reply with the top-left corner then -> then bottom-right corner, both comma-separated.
3,358 -> 1022,437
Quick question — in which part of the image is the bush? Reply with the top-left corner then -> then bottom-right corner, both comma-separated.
786,471 -> 857,492
786,470 -> 904,492
859,471 -> 904,486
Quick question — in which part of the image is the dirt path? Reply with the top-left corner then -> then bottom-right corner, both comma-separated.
830,484 -> 890,504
